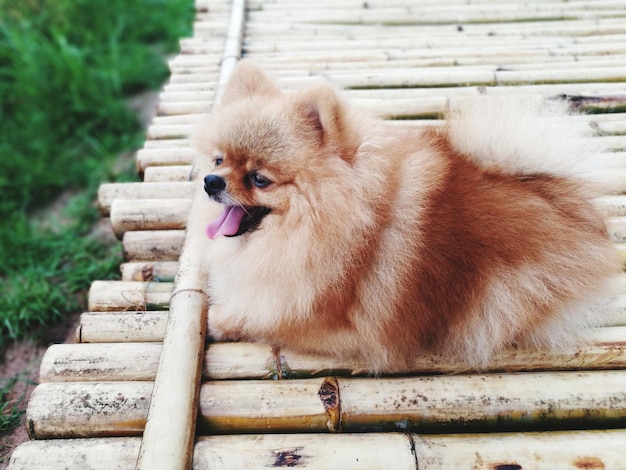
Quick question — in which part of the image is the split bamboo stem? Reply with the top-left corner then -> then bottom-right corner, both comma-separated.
41,327 -> 626,382
134,0 -> 246,468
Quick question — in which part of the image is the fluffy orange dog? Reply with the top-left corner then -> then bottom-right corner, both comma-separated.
195,61 -> 620,372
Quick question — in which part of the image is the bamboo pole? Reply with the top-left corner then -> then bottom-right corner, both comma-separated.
158,101 -> 213,116
36,327 -> 626,382
98,182 -> 193,215
39,343 -> 162,382
9,430 -> 626,470
120,261 -> 179,282
8,438 -> 142,470
135,0 -> 247,468
122,230 -> 184,261
77,312 -> 169,344
195,430 -> 626,470
109,199 -> 192,238
87,280 -> 172,312
26,382 -> 153,439
143,165 -> 194,182
135,148 -> 195,172
191,370 -> 626,434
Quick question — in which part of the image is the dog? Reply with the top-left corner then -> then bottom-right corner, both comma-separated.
194,60 -> 620,372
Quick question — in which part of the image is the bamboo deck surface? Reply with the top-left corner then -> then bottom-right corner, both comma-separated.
8,0 -> 626,469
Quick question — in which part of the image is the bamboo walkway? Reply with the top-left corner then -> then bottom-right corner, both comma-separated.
8,0 -> 626,468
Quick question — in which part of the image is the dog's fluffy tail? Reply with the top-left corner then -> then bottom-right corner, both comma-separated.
446,95 -> 620,193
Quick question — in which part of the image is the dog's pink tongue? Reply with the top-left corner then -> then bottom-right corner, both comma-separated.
206,206 -> 245,239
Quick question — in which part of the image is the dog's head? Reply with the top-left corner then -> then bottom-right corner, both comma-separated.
196,61 -> 361,239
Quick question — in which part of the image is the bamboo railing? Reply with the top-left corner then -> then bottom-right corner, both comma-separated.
8,0 -> 626,469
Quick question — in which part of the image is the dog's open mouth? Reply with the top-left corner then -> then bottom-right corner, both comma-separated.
206,205 -> 270,239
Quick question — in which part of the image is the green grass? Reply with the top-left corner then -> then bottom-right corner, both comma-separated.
0,0 -> 194,438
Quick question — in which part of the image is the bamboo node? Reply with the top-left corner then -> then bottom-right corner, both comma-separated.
318,377 -> 341,432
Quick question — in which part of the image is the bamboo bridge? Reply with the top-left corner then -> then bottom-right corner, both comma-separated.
8,0 -> 626,468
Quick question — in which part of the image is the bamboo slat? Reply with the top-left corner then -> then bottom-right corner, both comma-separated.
77,312 -> 169,344
87,280 -> 172,312
98,181 -> 194,215
120,261 -> 179,282
135,148 -> 195,172
26,371 -> 626,438
37,327 -> 626,382
122,230 -> 184,261
110,198 -> 192,237
11,430 -> 626,470
143,165 -> 194,182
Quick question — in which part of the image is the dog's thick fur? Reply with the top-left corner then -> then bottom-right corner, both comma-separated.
195,60 -> 620,372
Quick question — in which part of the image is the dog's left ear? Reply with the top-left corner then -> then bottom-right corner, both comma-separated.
219,60 -> 280,105
294,83 -> 360,162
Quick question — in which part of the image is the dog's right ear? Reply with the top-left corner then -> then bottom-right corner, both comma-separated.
219,60 -> 280,105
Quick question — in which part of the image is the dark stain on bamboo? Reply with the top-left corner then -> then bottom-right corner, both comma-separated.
572,457 -> 606,469
492,464 -> 522,470
271,447 -> 304,467
318,377 -> 341,431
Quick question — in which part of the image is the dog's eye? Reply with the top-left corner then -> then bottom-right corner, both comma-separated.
249,172 -> 271,188
214,155 -> 224,167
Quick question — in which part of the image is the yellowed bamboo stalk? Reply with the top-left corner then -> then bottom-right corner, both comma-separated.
196,429 -> 626,470
135,0 -> 247,467
608,217 -> 626,242
87,280 -> 172,312
122,230 -> 184,261
157,101 -> 213,116
10,430 -> 626,470
36,327 -> 626,382
244,7 -> 625,25
135,148 -> 195,172
98,182 -> 193,215
143,165 -> 193,182
26,382 -> 152,439
157,91 -> 214,103
146,124 -> 194,140
40,343 -> 162,382
109,199 -> 191,238
120,261 -> 179,282
8,438 -> 142,470
193,370 -> 626,434
77,312 -> 169,344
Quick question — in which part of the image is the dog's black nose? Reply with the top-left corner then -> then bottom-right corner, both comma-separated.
204,174 -> 226,196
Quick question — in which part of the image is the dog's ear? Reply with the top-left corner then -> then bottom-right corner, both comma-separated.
295,83 -> 359,162
219,60 -> 280,105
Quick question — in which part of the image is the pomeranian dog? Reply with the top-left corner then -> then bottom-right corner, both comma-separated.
195,60 -> 620,372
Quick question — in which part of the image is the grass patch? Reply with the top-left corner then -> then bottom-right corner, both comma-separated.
0,0 -> 194,436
